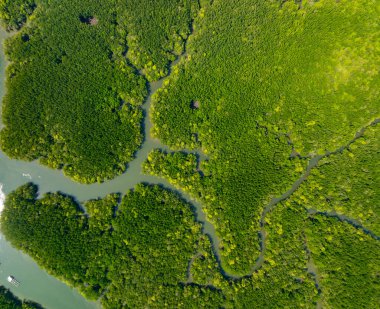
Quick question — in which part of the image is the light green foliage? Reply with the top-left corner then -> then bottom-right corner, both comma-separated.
1,183 -> 224,307
123,0 -> 199,81
265,0 -> 380,155
150,0 -> 379,273
143,147 -> 302,273
143,149 -> 202,189
144,143 -> 305,274
232,202 -> 318,308
305,215 -> 380,308
290,124 -> 380,234
189,236 -> 226,289
0,0 -> 36,31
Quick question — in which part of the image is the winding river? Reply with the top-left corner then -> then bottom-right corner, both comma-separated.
0,17 -> 379,307
0,27 -> 219,307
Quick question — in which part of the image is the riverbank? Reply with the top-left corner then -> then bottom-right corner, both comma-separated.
0,27 -> 100,309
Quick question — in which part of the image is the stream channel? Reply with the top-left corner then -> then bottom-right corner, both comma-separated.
1,20 -> 379,308
0,27 -> 219,308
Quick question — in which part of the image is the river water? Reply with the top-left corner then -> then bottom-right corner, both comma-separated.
2,18 -> 378,305
0,30 -> 100,309
0,26 -> 220,307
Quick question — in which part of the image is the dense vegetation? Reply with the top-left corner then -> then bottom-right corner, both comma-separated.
124,0 -> 199,81
0,0 -> 196,183
0,0 -> 35,31
305,215 -> 380,308
5,179 -> 378,308
0,0 -> 379,308
143,144 -> 306,274
0,0 -> 145,183
230,202 -> 319,308
2,122 -> 379,307
0,286 -> 43,309
150,0 -> 380,273
1,183 -> 225,308
289,123 -> 380,234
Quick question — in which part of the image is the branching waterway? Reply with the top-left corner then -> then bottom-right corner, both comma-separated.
0,17 -> 379,308
0,23 -> 216,307
249,118 -> 380,278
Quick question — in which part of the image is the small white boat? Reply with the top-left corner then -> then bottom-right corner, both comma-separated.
7,275 -> 20,287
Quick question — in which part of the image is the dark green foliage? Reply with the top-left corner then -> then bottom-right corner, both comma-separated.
0,0 -> 35,31
1,183 -> 102,296
0,0 -> 379,307
1,183 -> 225,307
0,286 -> 21,309
0,0 -> 196,183
21,302 -> 44,309
0,286 -> 44,309
144,145 -> 306,274
0,0 -> 147,183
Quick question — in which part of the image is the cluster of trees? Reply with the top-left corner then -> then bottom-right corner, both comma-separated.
289,124 -> 380,235
0,0 -> 147,183
305,215 -> 380,308
3,179 -> 378,308
141,127 -> 380,305
0,0 -> 378,307
232,195 -> 380,309
0,0 -> 35,31
144,140 -> 305,274
150,0 -> 379,274
0,0 -> 198,183
1,183 -> 225,307
143,149 -> 202,188
123,0 -> 199,81
0,286 -> 43,308
231,201 -> 319,308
